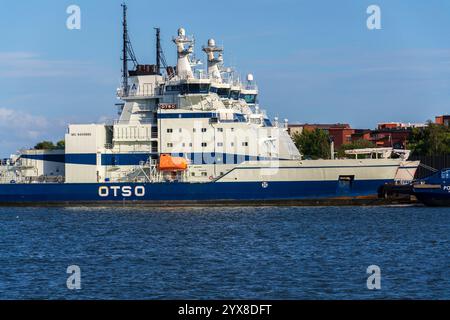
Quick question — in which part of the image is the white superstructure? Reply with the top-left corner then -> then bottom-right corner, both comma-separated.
3,26 -> 409,189
54,28 -> 300,184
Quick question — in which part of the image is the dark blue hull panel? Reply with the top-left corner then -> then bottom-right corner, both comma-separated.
0,180 -> 391,204
414,190 -> 450,207
411,169 -> 450,206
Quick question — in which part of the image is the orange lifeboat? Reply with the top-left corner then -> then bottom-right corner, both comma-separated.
158,154 -> 188,171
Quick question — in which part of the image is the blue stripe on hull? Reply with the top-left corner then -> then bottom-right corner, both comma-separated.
21,153 -> 283,165
0,180 -> 390,203
20,153 -> 401,167
158,112 -> 215,119
101,153 -> 273,166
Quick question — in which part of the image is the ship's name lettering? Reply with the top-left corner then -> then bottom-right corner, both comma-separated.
159,103 -> 177,110
98,186 -> 146,197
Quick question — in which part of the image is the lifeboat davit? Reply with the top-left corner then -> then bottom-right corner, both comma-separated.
158,154 -> 188,171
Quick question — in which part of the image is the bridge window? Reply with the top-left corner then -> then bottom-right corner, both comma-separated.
180,83 -> 210,95
167,129 -> 173,133
240,94 -> 257,104
216,88 -> 231,99
166,85 -> 180,92
230,90 -> 240,100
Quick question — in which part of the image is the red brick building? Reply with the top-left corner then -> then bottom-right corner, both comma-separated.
287,123 -> 353,148
436,115 -> 450,126
351,129 -> 372,142
288,120 -> 438,151
366,129 -> 411,149
289,123 -> 412,149
328,127 -> 356,148
378,122 -> 406,130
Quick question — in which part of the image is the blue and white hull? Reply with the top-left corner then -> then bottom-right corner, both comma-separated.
0,159 -> 404,205
0,179 -> 392,205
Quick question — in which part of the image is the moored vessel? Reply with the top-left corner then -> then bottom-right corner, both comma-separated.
412,169 -> 450,206
0,5 -> 418,206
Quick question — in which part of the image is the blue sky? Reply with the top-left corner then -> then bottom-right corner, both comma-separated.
1,0 -> 450,156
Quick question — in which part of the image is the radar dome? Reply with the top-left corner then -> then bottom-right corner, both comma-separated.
247,74 -> 254,82
178,28 -> 186,36
208,39 -> 216,47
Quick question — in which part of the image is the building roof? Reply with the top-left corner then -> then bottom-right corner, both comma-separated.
288,123 -> 351,129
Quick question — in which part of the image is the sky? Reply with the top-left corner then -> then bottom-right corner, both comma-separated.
1,0 -> 450,156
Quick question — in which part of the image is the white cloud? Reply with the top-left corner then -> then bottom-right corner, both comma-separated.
0,107 -> 49,142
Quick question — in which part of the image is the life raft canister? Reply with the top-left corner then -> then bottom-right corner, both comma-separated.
158,154 -> 188,171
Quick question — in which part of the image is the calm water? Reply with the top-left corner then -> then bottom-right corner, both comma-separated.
0,205 -> 449,300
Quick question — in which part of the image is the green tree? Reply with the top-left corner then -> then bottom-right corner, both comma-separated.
408,121 -> 450,155
34,141 -> 55,150
55,140 -> 65,149
337,139 -> 376,158
293,129 -> 331,159
33,140 -> 65,150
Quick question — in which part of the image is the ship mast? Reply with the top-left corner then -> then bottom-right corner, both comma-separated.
155,28 -> 161,75
121,3 -> 138,96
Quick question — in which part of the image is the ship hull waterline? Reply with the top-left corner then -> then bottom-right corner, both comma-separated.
413,191 -> 450,207
0,179 -> 400,207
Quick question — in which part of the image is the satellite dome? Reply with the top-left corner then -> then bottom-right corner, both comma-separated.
208,39 -> 216,47
178,28 -> 186,36
247,73 -> 254,82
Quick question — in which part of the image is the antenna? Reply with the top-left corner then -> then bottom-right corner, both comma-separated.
156,27 -> 161,74
121,3 -> 138,96
155,27 -> 168,75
